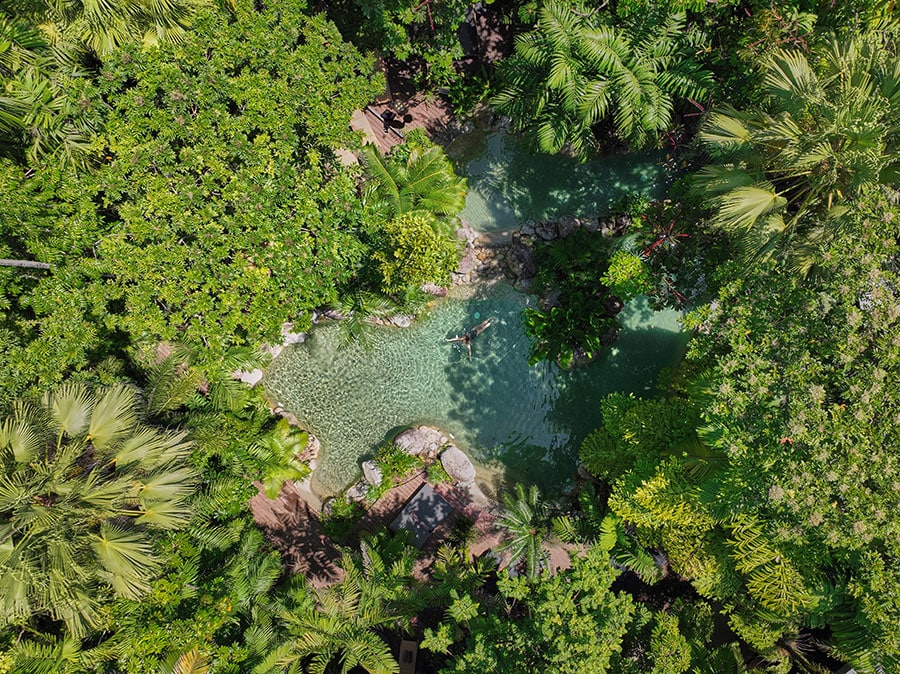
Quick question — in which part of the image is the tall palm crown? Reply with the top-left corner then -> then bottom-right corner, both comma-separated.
496,483 -> 555,578
0,383 -> 195,636
270,538 -> 424,674
360,140 -> 467,226
493,2 -> 710,157
695,32 -> 900,272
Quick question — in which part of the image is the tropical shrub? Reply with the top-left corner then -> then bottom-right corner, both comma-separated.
83,1 -> 381,368
524,230 -> 637,367
268,536 -> 425,674
373,442 -> 420,483
374,212 -> 460,294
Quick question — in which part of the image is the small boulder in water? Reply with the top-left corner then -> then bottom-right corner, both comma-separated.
441,445 -> 476,484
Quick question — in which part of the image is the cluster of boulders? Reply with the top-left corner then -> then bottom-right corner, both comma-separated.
341,425 -> 478,504
445,212 -> 634,293
394,425 -> 477,485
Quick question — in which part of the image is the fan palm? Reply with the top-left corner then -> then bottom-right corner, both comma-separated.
695,33 -> 900,273
359,141 -> 467,226
496,483 -> 556,578
0,383 -> 195,636
493,2 -> 711,157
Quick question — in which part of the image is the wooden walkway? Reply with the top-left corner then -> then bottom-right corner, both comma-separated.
249,481 -> 343,588
251,470 -> 508,587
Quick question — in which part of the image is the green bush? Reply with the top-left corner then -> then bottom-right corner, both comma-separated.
524,230 -> 622,367
427,461 -> 453,484
321,499 -> 365,541
374,442 -> 421,482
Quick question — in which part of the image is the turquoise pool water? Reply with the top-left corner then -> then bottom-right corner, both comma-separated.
265,284 -> 686,495
453,130 -> 667,231
264,130 -> 684,496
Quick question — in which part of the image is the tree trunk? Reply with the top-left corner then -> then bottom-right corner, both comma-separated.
0,259 -> 51,270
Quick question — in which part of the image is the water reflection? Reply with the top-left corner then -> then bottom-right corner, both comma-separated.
454,130 -> 668,231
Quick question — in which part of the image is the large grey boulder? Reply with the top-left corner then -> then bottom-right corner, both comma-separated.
557,215 -> 578,239
362,459 -> 383,487
281,323 -> 307,344
535,220 -> 559,241
441,445 -> 476,484
390,315 -> 413,328
581,217 -> 600,233
394,427 -> 443,456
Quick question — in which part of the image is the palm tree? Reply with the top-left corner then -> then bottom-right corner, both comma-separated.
695,33 -> 900,273
492,3 -> 711,157
0,14 -> 99,167
359,138 -> 467,227
35,0 -> 205,56
496,483 -> 556,578
267,536 -> 423,674
0,383 -> 195,636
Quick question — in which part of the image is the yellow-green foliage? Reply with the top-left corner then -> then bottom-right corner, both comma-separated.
374,212 -> 459,294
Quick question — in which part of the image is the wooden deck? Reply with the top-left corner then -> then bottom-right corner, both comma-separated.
354,96 -> 456,155
251,468 -> 508,587
249,480 -> 343,588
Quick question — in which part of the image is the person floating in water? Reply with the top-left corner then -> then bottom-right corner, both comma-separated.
447,318 -> 493,359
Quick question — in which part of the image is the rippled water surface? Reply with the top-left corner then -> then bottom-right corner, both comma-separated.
453,130 -> 667,231
265,131 -> 684,495
265,285 -> 686,495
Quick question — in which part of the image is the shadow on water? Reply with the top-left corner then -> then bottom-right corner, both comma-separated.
442,290 -> 688,496
454,130 -> 669,232
263,129 -> 684,497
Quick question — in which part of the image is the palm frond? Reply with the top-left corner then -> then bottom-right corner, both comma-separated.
0,416 -> 45,464
91,523 -> 159,598
87,385 -> 138,450
699,109 -> 752,152
765,48 -> 822,108
712,184 -> 786,234
45,383 -> 93,439
115,426 -> 192,469
360,145 -> 402,219
170,649 -> 210,674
